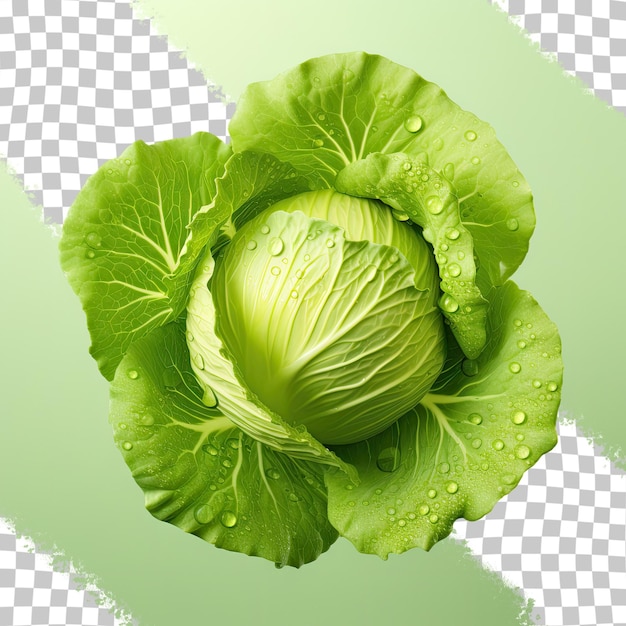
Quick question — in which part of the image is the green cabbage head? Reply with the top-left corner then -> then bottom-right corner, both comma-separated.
60,52 -> 562,567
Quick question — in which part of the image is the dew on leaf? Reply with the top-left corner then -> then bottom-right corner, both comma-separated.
464,130 -> 477,142
439,294 -> 459,313
265,468 -> 281,480
426,195 -> 443,215
509,362 -> 521,374
448,263 -> 462,278
376,447 -> 401,472
220,511 -> 237,528
85,232 -> 102,249
404,115 -> 423,133
469,413 -> 483,425
446,481 -> 458,494
511,410 -> 527,425
515,445 -> 531,459
492,439 -> 505,451
462,359 -> 479,377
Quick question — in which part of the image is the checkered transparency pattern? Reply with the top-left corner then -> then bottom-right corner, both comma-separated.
0,0 -> 232,224
455,421 -> 626,626
489,0 -> 626,114
0,519 -> 125,626
1,2 -> 626,626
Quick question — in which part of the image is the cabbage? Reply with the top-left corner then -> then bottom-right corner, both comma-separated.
60,52 -> 562,567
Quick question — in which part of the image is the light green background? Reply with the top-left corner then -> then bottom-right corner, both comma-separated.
1,0 -> 625,624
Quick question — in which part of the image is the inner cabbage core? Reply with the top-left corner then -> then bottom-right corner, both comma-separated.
211,190 -> 445,445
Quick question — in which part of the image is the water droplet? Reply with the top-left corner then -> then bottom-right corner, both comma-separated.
85,232 -> 102,249
194,504 -> 214,525
246,240 -> 257,250
547,382 -> 558,392
514,319 -> 523,327
313,138 -> 324,148
202,387 -> 218,408
186,331 -> 194,342
427,489 -> 437,499
469,413 -> 483,425
418,504 -> 430,516
403,161 -> 412,171
140,414 -> 154,426
295,269 -> 305,279
290,290 -> 299,299
511,410 -> 527,425
376,447 -> 401,472
512,180 -> 520,188
464,130 -> 477,142
220,511 -> 237,528
85,249 -> 95,259
326,238 -> 335,248
517,340 -> 527,349
303,254 -> 310,261
437,253 -> 448,265
266,468 -> 281,480
506,218 -> 519,231
532,379 -> 542,389
471,438 -> 482,449
426,195 -> 443,215
222,458 -> 232,469
516,433 -> 525,441
387,507 -> 396,516
127,369 -> 138,380
471,156 -> 481,165
122,441 -> 133,451
260,225 -> 270,235
397,519 -> 407,527
318,113 -> 326,121
438,462 -> 450,474
462,359 -> 479,377
433,137 -> 444,151
492,439 -> 505,451
509,362 -> 521,374
203,444 -> 219,456
288,492 -> 300,502
443,163 -> 455,180
502,474 -> 516,485
445,228 -> 460,241
268,237 -> 284,256
457,251 -> 465,260
404,115 -> 423,133
193,353 -> 205,370
446,481 -> 458,494
515,444 -> 531,459
439,294 -> 459,313
448,263 -> 462,278
270,266 -> 281,276
429,514 -> 439,524
391,209 -> 410,221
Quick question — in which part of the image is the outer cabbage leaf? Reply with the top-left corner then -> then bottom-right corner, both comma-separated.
229,51 -> 534,287
336,152 -> 488,359
60,132 -> 232,380
109,321 -> 339,567
326,281 -> 562,557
